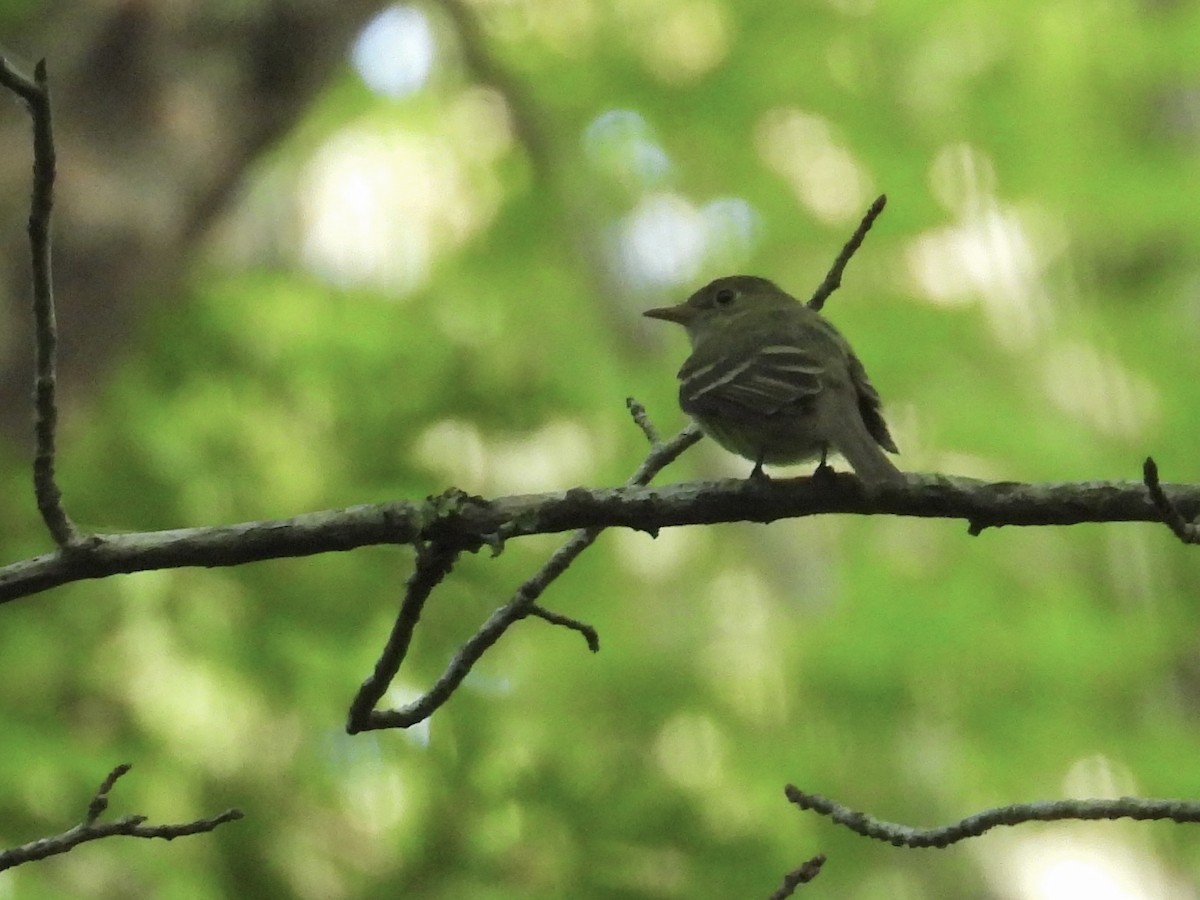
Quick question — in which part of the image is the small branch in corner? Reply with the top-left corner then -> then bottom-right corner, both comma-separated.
0,764 -> 242,871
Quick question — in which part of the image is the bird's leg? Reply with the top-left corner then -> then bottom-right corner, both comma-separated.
812,445 -> 836,484
750,448 -> 770,481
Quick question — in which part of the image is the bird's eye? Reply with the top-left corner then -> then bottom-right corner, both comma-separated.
714,288 -> 736,306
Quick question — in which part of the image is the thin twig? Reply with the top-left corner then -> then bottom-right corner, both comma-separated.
768,853 -> 827,899
0,764 -> 242,871
526,603 -> 601,652
785,784 -> 1200,848
807,194 -> 887,312
346,541 -> 460,732
629,421 -> 704,484
349,418 -> 703,731
364,529 -> 607,729
626,396 -> 660,445
0,57 -> 79,546
1143,457 -> 1199,544
84,762 -> 130,824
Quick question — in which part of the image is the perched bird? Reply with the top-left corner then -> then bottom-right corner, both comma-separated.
644,275 -> 902,485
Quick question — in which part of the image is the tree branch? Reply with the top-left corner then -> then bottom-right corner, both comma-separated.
0,764 -> 242,871
784,784 -> 1200,848
0,57 -> 80,547
2,466 -> 1197,606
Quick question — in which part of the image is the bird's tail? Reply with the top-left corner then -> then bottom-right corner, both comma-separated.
821,391 -> 904,486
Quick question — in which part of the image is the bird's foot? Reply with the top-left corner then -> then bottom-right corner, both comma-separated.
812,459 -> 838,487
749,461 -> 771,482
749,450 -> 772,482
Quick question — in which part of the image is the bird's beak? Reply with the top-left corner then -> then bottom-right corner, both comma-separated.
643,304 -> 695,325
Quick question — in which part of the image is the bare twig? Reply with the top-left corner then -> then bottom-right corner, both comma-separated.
84,762 -> 130,824
526,603 -> 601,652
1143,457 -> 1199,545
807,194 -> 887,312
784,784 -> 1200,848
637,424 -> 703,475
0,57 -> 80,547
768,853 -> 827,899
0,764 -> 242,871
626,396 -> 661,445
346,541 -> 460,731
346,419 -> 703,732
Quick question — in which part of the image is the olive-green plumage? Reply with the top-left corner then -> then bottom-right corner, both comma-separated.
645,275 -> 902,484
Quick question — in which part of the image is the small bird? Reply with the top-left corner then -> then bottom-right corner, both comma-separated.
644,275 -> 902,485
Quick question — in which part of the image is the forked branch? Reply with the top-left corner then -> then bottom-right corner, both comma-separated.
345,411 -> 703,732
0,764 -> 242,871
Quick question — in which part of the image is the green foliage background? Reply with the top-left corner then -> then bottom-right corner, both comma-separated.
3,1 -> 1200,897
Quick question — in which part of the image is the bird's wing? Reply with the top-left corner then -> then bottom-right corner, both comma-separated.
846,352 -> 899,453
679,343 -> 825,419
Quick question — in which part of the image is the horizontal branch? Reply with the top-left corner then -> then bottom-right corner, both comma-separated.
2,471 -> 1197,605
785,784 -> 1200,848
